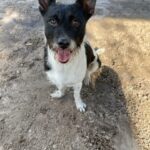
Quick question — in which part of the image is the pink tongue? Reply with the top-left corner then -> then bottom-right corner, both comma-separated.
56,48 -> 71,63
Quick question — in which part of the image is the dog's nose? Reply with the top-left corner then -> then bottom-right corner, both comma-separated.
58,38 -> 70,49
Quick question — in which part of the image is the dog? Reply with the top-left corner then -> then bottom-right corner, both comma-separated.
38,0 -> 101,112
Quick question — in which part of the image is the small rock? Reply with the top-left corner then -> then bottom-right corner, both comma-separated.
19,135 -> 26,143
8,75 -> 17,81
52,144 -> 57,149
20,63 -> 24,67
34,57 -> 41,61
25,42 -> 32,46
16,70 -> 21,74
26,113 -> 30,118
104,135 -> 110,140
29,62 -> 34,68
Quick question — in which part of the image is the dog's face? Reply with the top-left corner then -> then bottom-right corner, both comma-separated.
39,0 -> 96,63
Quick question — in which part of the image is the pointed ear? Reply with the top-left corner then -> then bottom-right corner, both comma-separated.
76,0 -> 96,19
38,0 -> 55,15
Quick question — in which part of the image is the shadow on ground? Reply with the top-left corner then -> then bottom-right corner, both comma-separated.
79,65 -> 137,150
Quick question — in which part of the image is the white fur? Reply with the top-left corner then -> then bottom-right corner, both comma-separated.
46,43 -> 87,87
46,41 -> 100,112
46,43 -> 87,112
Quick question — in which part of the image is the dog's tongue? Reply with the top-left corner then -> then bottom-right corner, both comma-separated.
56,48 -> 71,63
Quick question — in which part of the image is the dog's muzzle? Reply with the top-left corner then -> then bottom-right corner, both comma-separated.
55,48 -> 72,63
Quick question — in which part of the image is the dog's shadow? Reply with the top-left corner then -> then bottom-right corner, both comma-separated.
83,65 -> 127,116
44,65 -> 137,149
80,65 -> 137,149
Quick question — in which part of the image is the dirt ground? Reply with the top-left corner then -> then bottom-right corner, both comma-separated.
0,0 -> 150,150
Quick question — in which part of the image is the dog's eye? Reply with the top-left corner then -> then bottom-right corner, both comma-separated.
48,18 -> 58,27
72,19 -> 80,27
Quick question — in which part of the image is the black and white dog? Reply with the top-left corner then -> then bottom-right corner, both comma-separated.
39,0 -> 101,112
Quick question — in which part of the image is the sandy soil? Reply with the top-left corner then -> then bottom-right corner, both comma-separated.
0,0 -> 150,150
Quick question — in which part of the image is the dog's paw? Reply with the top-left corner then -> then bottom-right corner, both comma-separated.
50,90 -> 64,98
75,100 -> 86,112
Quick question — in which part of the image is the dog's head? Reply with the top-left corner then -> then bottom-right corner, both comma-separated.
39,0 -> 96,63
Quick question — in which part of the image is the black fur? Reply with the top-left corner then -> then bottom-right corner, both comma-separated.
44,47 -> 51,71
76,0 -> 96,19
39,0 -> 96,49
44,3 -> 86,48
84,42 -> 95,67
97,57 -> 101,68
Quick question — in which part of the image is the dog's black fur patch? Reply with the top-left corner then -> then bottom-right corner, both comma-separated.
39,0 -> 96,50
39,0 -> 97,68
44,47 -> 51,71
84,42 -> 95,67
43,3 -> 87,49
97,57 -> 101,68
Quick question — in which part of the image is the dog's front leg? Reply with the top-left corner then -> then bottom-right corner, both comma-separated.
73,83 -> 86,112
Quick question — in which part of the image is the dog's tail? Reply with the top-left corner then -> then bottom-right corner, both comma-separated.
94,47 -> 106,55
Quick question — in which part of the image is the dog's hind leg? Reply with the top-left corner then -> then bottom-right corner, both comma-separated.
84,42 -> 102,86
84,57 -> 101,86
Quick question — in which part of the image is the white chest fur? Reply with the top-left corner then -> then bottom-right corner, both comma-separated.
46,44 -> 87,87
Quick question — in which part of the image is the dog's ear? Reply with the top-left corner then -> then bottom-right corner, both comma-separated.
76,0 -> 96,19
38,0 -> 55,15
